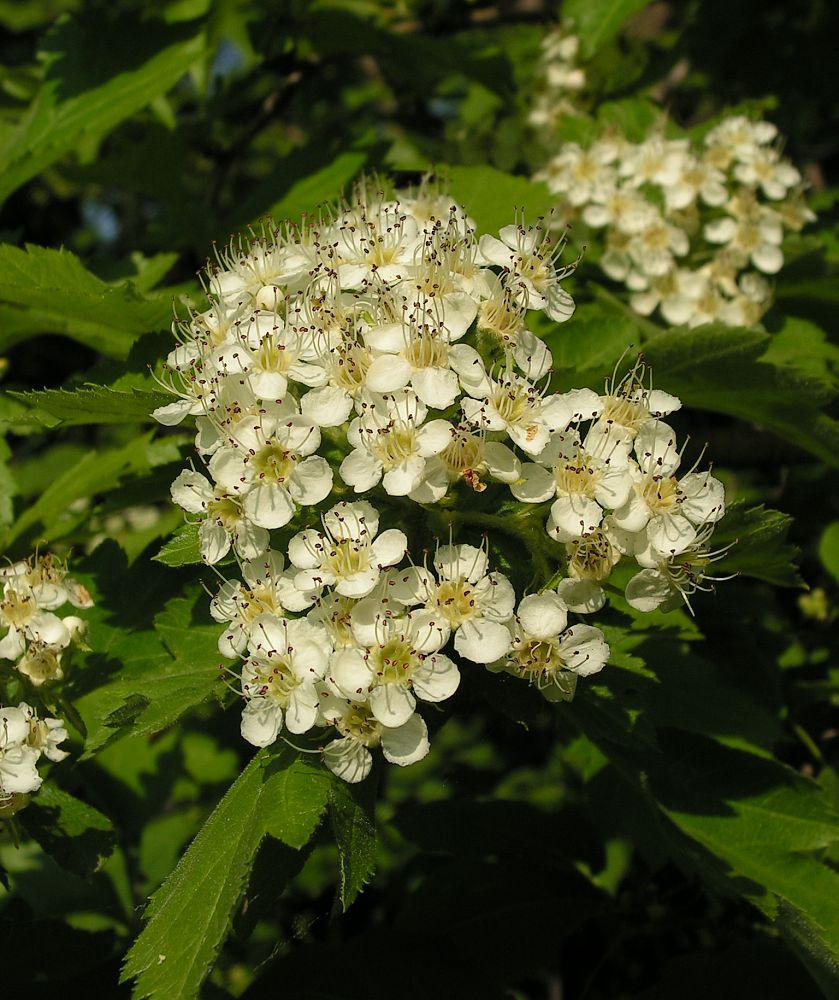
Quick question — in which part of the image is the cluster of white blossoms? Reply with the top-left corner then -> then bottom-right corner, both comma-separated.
536,116 -> 813,327
527,24 -> 587,134
154,179 -> 726,782
0,554 -> 93,686
0,702 -> 69,808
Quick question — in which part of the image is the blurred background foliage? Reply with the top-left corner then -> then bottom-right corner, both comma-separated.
1,1 -> 839,998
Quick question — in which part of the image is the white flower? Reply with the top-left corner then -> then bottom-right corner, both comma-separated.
330,597 -> 459,726
391,544 -> 515,663
20,703 -> 70,763
319,695 -> 430,783
610,423 -> 726,558
494,592 -> 609,701
170,468 -> 269,563
477,223 -> 576,322
459,368 -> 586,457
409,423 -> 521,503
210,550 -> 309,657
1,706 -> 42,796
0,581 -> 71,661
240,615 -> 332,745
340,390 -> 452,496
513,427 -> 634,540
288,501 -> 407,600
209,410 -> 332,529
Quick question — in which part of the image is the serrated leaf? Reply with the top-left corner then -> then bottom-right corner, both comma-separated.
446,165 -> 555,236
8,384 -> 170,425
0,15 -> 205,205
563,0 -> 653,58
711,501 -> 803,588
261,755 -> 330,849
328,773 -> 377,911
0,244 -> 175,358
121,753 -> 267,1000
641,323 -> 839,466
153,523 -> 202,567
20,784 -> 116,878
76,591 -> 221,756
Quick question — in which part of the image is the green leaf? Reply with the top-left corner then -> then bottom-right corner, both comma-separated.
641,323 -> 839,466
0,244 -> 175,358
257,150 -> 369,225
20,784 -> 116,878
819,522 -> 839,585
541,303 -> 640,390
711,501 -> 803,588
0,431 -> 157,550
328,773 -> 377,911
121,753 -> 267,1000
762,317 -> 839,391
0,15 -> 205,205
563,0 -> 653,58
446,165 -> 555,236
76,591 -> 221,756
8,384 -> 170,426
261,754 -> 331,849
153,523 -> 203,567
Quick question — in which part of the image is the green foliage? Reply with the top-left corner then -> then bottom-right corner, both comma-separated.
712,501 -> 803,588
563,0 -> 654,58
76,590 -> 222,756
329,773 -> 378,912
446,165 -> 555,234
152,522 -> 202,567
0,14 -> 205,205
2,3 -> 839,998
641,323 -> 839,466
122,752 -> 269,1000
20,783 -> 116,877
0,244 -> 176,358
8,385 -> 171,425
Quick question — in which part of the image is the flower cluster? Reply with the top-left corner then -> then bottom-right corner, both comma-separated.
155,179 -> 724,782
509,359 -> 728,615
0,701 -> 69,809
527,23 -> 587,135
0,554 -> 93,686
535,116 -> 813,327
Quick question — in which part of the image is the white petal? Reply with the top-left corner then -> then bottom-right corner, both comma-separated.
199,521 -> 231,564
244,483 -> 296,529
381,713 -> 430,766
556,577 -> 606,614
323,737 -> 373,783
517,592 -> 567,639
369,683 -> 416,727
288,456 -> 333,506
332,648 -> 374,698
340,450 -> 382,492
647,513 -> 697,558
301,386 -> 354,427
382,455 -> 425,496
559,624 -> 610,677
171,469 -> 212,513
365,354 -> 413,393
285,686 -> 319,734
371,528 -> 408,568
412,367 -> 460,409
625,568 -> 675,612
511,463 -> 555,503
454,618 -> 512,663
241,698 -> 282,747
412,654 -> 460,702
